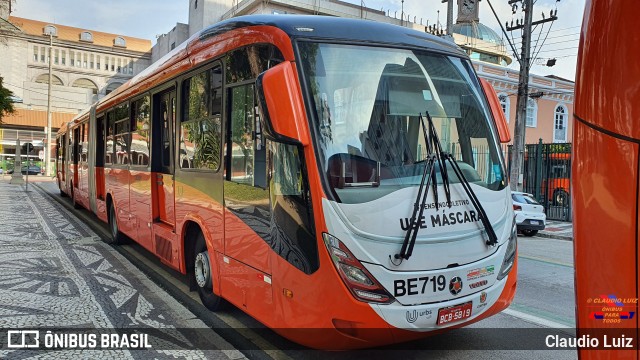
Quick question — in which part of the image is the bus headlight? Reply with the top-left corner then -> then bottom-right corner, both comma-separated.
497,219 -> 517,280
322,233 -> 394,304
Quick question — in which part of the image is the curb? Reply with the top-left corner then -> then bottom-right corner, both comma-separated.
536,231 -> 573,241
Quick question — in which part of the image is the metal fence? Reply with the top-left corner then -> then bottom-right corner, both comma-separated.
508,141 -> 572,221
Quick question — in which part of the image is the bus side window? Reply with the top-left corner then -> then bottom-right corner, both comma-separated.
225,44 -> 283,188
229,83 -> 264,187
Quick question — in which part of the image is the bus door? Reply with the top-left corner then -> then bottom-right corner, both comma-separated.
152,89 -> 176,227
58,135 -> 66,190
72,126 -> 80,194
79,122 -> 89,202
223,81 -> 273,313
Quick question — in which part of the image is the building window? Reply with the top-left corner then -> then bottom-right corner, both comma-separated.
90,54 -> 94,69
72,78 -> 98,95
170,42 -> 176,50
61,50 -> 66,65
498,93 -> 510,122
83,53 -> 88,68
80,31 -> 93,42
526,98 -> 537,127
70,51 -> 75,66
96,55 -> 100,70
105,82 -> 123,95
33,46 -> 38,62
40,46 -> 45,62
54,49 -> 59,65
553,104 -> 568,143
114,36 -> 126,47
35,74 -> 63,86
43,25 -> 57,36
194,0 -> 197,9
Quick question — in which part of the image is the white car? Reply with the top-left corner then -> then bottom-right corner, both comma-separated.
512,191 -> 546,236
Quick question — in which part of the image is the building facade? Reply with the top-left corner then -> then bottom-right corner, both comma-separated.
0,0 -> 152,172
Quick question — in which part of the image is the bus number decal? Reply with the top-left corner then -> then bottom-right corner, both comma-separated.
394,275 -> 447,297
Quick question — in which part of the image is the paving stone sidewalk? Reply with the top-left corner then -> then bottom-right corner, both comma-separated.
0,180 -> 245,359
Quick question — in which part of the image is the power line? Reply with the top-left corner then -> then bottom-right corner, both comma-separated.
513,32 -> 580,45
5,82 -> 91,106
462,36 -> 578,54
536,46 -> 579,53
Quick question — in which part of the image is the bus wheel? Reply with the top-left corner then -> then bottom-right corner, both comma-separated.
553,190 -> 569,206
58,179 -> 67,197
107,202 -> 125,245
193,232 -> 224,311
70,184 -> 81,209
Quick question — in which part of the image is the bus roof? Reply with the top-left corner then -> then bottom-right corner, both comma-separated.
200,15 -> 464,56
67,15 -> 465,126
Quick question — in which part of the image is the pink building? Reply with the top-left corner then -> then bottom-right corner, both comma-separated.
450,4 -> 575,145
478,64 -> 574,144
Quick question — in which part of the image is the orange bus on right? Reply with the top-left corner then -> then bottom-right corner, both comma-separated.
573,0 -> 640,358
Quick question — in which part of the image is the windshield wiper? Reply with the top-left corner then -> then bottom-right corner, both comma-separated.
445,154 -> 498,246
426,112 -> 498,246
394,112 -> 453,263
393,112 -> 497,264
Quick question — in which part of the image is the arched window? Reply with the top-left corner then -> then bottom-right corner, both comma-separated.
35,74 -> 63,86
43,25 -> 57,36
498,93 -> 510,122
526,98 -> 537,127
554,104 -> 568,142
105,82 -> 123,95
72,78 -> 98,94
80,31 -> 93,42
114,36 -> 126,47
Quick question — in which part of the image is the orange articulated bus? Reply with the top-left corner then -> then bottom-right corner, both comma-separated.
573,0 -> 640,358
56,15 -> 517,349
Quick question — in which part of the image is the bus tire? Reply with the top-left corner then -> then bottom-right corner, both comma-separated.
107,202 -> 126,245
58,178 -> 67,197
193,231 -> 224,311
553,189 -> 569,206
70,184 -> 81,209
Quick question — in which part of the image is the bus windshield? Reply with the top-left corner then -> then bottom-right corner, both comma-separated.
299,42 -> 506,204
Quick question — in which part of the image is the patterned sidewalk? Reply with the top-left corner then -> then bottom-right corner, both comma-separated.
0,180 -> 245,359
538,220 -> 573,241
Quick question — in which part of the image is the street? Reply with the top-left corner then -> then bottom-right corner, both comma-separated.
0,179 -> 578,359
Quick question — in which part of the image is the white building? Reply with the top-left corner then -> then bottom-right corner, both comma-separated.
0,0 -> 152,171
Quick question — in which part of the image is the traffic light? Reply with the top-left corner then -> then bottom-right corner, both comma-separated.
22,142 -> 34,154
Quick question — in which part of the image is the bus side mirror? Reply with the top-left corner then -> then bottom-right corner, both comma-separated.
256,62 -> 310,146
479,78 -> 511,143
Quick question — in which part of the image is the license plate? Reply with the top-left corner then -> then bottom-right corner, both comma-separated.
437,302 -> 472,325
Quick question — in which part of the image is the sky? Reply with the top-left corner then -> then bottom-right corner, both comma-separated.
10,0 -> 584,81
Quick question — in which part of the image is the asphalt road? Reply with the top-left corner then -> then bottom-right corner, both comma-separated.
36,181 -> 578,359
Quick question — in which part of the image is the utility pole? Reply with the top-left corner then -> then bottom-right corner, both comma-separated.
506,0 -> 556,190
45,33 -> 53,177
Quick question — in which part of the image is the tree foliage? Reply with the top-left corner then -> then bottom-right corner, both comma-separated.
0,76 -> 16,124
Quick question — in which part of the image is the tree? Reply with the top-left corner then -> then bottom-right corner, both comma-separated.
0,76 -> 15,124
